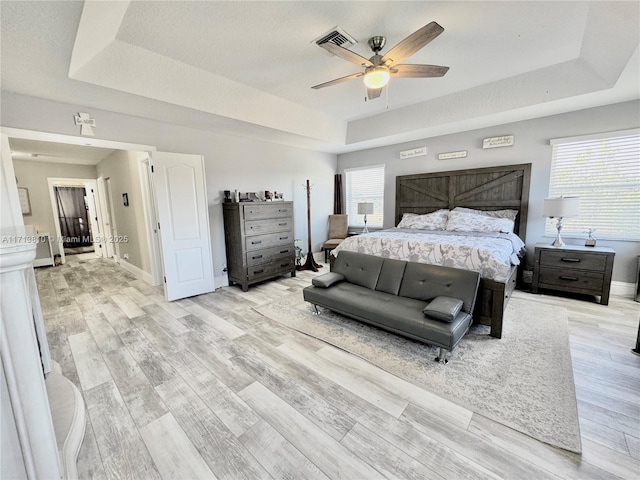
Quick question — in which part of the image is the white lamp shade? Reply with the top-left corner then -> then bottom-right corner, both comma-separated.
543,196 -> 580,218
357,202 -> 374,215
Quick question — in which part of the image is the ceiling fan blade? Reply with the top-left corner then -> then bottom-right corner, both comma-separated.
382,22 -> 444,66
367,87 -> 383,100
391,64 -> 449,78
319,42 -> 374,68
311,72 -> 363,89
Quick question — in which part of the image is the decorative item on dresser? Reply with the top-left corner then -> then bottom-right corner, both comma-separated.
222,201 -> 296,291
532,243 -> 615,305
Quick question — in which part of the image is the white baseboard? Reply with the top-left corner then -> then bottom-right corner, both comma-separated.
118,259 -> 154,285
611,281 -> 636,299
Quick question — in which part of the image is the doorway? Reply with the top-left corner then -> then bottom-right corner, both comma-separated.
2,127 -> 214,300
53,186 -> 94,256
48,178 -> 102,264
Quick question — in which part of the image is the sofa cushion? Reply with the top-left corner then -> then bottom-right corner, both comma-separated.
333,250 -> 384,290
423,296 -> 463,322
312,272 -> 345,288
398,262 -> 480,313
375,258 -> 407,295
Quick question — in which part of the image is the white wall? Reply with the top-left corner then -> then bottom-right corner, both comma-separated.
338,100 -> 640,284
96,150 -> 151,272
12,159 -> 98,256
1,92 -> 337,286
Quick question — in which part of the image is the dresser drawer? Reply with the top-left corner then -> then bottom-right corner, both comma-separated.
538,268 -> 604,291
246,245 -> 295,266
245,218 -> 293,235
248,258 -> 295,280
245,231 -> 294,252
539,250 -> 607,271
243,203 -> 293,220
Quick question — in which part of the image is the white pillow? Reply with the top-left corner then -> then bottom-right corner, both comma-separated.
397,210 -> 449,230
446,210 -> 514,233
453,207 -> 519,222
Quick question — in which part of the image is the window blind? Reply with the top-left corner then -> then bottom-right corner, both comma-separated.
345,165 -> 385,228
546,131 -> 640,241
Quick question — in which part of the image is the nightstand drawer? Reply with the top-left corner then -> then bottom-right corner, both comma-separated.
539,250 -> 607,271
538,268 -> 604,291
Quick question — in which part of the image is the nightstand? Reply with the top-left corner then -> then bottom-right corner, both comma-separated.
532,243 -> 615,305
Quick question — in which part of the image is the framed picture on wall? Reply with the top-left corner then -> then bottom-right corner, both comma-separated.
18,187 -> 31,215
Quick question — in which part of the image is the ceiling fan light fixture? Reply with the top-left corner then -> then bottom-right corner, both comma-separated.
363,66 -> 390,89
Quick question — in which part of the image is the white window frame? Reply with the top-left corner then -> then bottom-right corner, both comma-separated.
546,129 -> 640,242
344,164 -> 385,230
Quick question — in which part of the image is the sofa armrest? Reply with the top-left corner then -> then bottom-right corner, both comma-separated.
312,272 -> 345,288
423,296 -> 463,322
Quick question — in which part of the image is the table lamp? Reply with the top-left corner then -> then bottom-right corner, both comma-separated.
357,202 -> 374,233
543,196 -> 580,247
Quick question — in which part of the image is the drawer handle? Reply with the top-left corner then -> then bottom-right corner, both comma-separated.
279,236 -> 289,240
251,240 -> 262,245
252,255 -> 263,260
279,249 -> 289,254
280,263 -> 290,268
561,257 -> 581,263
254,269 -> 264,274
278,209 -> 287,212
560,276 -> 579,281
278,223 -> 287,226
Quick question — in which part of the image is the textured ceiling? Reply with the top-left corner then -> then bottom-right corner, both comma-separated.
1,1 -> 639,155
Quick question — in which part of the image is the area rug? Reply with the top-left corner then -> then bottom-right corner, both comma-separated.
253,292 -> 582,453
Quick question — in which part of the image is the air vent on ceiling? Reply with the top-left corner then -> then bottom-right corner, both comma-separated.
314,26 -> 357,48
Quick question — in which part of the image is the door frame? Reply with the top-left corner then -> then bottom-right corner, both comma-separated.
138,154 -> 163,285
96,176 -> 114,258
1,127 -> 163,281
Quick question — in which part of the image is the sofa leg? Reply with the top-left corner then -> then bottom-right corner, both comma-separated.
311,304 -> 320,316
435,348 -> 449,364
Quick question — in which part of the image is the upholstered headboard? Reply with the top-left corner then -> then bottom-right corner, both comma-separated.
395,164 -> 531,241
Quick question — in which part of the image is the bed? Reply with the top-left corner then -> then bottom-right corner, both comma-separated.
333,163 -> 531,338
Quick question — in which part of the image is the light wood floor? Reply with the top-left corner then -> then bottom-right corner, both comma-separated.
36,255 -> 640,479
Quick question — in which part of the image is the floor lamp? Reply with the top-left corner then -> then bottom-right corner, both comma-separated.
358,202 -> 374,234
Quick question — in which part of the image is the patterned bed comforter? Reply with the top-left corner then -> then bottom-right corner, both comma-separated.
331,228 -> 525,282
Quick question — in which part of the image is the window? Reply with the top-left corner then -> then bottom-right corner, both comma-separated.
345,165 -> 385,229
547,130 -> 640,241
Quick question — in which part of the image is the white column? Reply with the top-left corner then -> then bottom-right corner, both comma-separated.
0,229 -> 61,479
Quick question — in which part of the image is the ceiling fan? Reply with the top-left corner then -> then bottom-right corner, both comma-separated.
312,22 -> 449,100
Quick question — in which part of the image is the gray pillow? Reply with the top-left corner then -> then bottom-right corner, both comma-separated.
312,272 -> 345,288
423,296 -> 463,322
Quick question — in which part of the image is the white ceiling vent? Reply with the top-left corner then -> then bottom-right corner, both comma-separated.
314,26 -> 357,48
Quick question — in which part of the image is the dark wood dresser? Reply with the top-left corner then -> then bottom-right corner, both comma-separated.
532,243 -> 615,305
223,201 -> 296,291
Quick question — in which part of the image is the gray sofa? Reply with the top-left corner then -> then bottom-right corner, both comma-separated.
302,251 -> 481,363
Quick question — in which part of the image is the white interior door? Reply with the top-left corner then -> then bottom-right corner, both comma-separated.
151,152 -> 214,301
